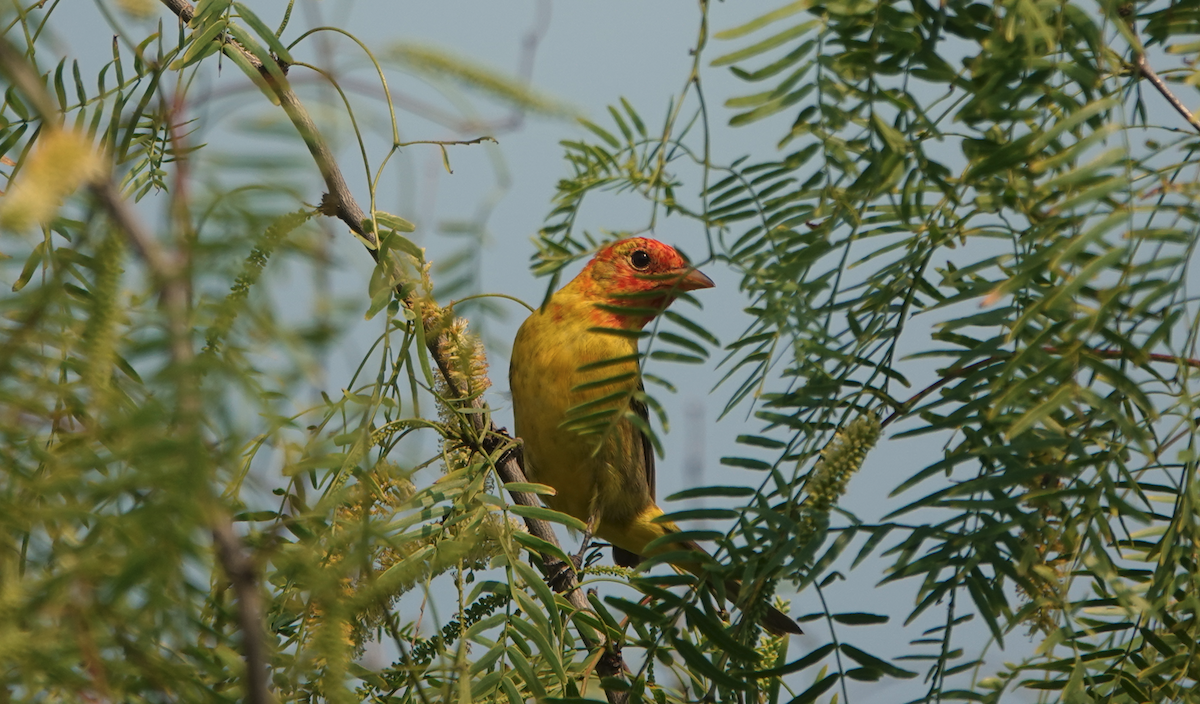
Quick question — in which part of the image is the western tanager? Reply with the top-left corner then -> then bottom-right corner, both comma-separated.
510,237 -> 801,635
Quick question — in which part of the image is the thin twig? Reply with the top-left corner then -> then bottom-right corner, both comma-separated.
1135,52 -> 1200,134
882,345 -> 1200,428
1075,345 -> 1200,369
396,136 -> 497,148
881,357 -> 997,428
212,516 -> 272,704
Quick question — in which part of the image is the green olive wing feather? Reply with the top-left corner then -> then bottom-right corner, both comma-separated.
612,382 -> 655,568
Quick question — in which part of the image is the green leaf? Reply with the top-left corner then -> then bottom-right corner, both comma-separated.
665,485 -> 756,501
619,97 -> 646,136
712,22 -> 815,66
714,1 -> 810,40
720,456 -> 771,470
831,612 -> 890,626
872,113 -> 907,153
648,350 -> 705,364
506,646 -> 548,700
223,42 -> 280,105
789,672 -> 838,704
508,616 -> 568,685
508,504 -> 587,533
672,635 -> 752,690
1007,382 -> 1074,439
657,331 -> 710,358
177,19 -> 226,69
387,44 -> 575,116
578,118 -> 620,148
375,210 -> 418,234
658,508 -> 740,523
606,595 -> 671,627
512,559 -> 561,633
511,531 -> 574,571
12,241 -> 45,292
502,482 -> 557,496
232,3 -> 293,63
840,647 -> 912,681
225,23 -> 287,83
738,643 -> 835,678
683,604 -> 761,663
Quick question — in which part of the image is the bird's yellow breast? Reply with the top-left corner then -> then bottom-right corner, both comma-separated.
509,296 -> 651,531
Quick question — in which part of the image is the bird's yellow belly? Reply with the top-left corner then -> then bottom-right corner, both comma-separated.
509,311 -> 651,534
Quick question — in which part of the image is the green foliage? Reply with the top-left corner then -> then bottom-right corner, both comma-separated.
5,0 -> 1200,703
530,0 -> 1200,700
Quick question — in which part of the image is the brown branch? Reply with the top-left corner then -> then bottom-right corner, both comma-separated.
423,319 -> 629,699
97,161 -> 272,704
163,0 -> 371,243
212,516 -> 272,704
395,136 -> 497,148
1135,52 -> 1200,134
1068,345 -> 1200,370
881,357 -> 998,428
159,2 -> 629,700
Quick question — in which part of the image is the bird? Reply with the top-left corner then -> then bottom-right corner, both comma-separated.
509,236 -> 802,636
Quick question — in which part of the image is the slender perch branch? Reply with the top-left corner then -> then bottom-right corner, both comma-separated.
424,320 -> 629,695
158,2 -> 630,701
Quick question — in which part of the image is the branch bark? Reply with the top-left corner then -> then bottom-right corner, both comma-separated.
212,516 -> 272,704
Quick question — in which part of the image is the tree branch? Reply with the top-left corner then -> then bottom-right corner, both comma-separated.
212,516 -> 273,704
424,320 -> 630,700
158,2 -> 630,700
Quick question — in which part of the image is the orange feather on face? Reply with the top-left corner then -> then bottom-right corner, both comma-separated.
509,237 -> 801,636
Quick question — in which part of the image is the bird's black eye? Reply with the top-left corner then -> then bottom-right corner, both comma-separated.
630,250 -> 651,270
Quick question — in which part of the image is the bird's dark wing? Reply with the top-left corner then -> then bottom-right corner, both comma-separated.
632,380 -> 656,499
612,381 -> 656,568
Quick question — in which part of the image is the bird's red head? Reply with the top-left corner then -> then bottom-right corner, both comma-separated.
569,237 -> 714,329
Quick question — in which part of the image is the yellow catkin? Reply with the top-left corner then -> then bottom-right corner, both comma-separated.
116,0 -> 157,18
303,464 -> 417,655
0,129 -> 106,231
798,413 -> 882,539
441,317 -> 491,399
82,232 -> 124,402
1012,454 -> 1070,635
420,299 -> 494,479
422,300 -> 491,402
305,460 -> 506,655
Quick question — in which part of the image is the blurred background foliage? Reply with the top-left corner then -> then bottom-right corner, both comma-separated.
2,0 -> 1200,703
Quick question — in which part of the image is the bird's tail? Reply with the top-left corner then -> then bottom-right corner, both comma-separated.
612,527 -> 802,636
673,539 -> 803,637
718,570 -> 803,636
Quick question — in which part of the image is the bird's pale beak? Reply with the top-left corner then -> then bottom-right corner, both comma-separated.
674,267 -> 715,291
